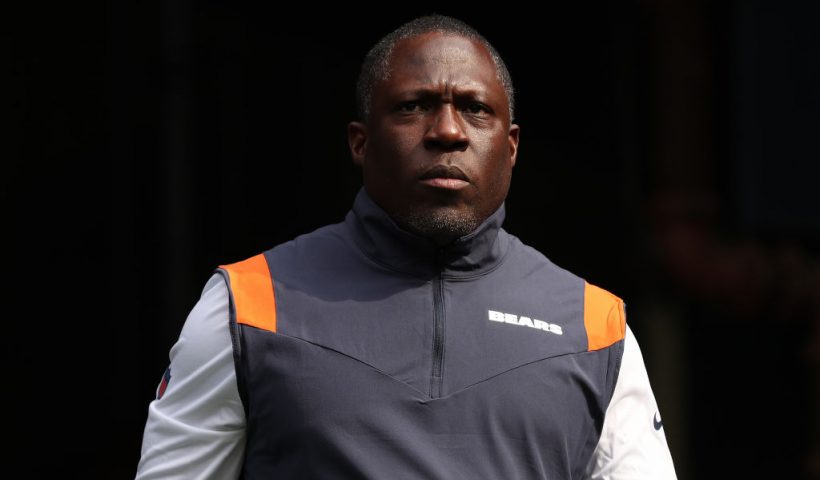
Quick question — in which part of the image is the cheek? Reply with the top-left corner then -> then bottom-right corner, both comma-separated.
383,124 -> 419,154
472,125 -> 508,152
480,155 -> 513,204
367,127 -> 418,173
474,132 -> 514,177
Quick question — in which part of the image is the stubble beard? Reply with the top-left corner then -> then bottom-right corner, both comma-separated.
394,205 -> 480,244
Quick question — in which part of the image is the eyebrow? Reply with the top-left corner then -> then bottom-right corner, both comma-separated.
399,87 -> 487,99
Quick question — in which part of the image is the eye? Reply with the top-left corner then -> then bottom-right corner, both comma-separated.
463,102 -> 490,115
398,101 -> 425,112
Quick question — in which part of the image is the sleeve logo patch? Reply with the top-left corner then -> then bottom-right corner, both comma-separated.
157,367 -> 172,400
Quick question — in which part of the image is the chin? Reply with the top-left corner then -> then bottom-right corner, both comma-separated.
396,206 -> 480,241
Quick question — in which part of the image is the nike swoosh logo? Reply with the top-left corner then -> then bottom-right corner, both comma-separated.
653,412 -> 663,431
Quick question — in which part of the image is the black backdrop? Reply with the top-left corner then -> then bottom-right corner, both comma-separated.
8,1 -> 820,478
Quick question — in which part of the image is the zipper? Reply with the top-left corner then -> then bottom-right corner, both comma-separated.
430,252 -> 446,398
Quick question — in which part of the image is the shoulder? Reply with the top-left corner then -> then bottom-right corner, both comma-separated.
582,281 -> 626,352
227,221 -> 356,276
505,232 -> 626,336
500,232 -> 626,352
500,230 -> 585,286
170,274 -> 233,371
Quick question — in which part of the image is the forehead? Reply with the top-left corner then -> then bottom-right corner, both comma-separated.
381,32 -> 503,94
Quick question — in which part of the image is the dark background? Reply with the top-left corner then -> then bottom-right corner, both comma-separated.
8,1 -> 820,478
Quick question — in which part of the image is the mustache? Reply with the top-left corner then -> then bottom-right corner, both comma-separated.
419,164 -> 470,182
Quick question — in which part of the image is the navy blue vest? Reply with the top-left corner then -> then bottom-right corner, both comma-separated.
217,189 -> 625,479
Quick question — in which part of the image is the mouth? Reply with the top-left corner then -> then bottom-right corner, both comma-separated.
418,165 -> 470,191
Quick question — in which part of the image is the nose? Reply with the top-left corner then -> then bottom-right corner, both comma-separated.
423,104 -> 469,152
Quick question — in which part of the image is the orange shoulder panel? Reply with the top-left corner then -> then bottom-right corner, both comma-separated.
583,281 -> 626,351
219,253 -> 277,333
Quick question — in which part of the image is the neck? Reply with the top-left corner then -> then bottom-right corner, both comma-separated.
345,188 -> 510,277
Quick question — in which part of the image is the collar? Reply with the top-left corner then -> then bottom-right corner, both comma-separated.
345,188 -> 511,278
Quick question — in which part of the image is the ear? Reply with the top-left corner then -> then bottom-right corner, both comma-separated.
347,121 -> 367,166
508,123 -> 520,168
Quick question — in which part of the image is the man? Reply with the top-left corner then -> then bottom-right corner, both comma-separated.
137,14 -> 676,479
